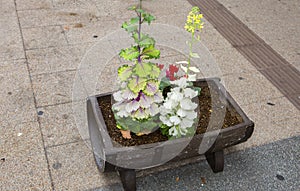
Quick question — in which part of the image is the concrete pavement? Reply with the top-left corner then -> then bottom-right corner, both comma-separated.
0,0 -> 299,190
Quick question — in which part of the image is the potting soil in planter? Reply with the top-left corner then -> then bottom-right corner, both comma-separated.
97,81 -> 243,147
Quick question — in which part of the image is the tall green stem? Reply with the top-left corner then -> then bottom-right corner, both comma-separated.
187,32 -> 195,75
137,0 -> 142,63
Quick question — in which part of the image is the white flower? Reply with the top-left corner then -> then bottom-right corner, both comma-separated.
160,107 -> 172,115
169,126 -> 178,137
180,98 -> 197,110
170,116 -> 181,125
169,91 -> 183,102
179,127 -> 188,135
184,88 -> 198,99
177,109 -> 187,117
175,61 -> 188,65
189,66 -> 200,73
187,74 -> 196,81
160,115 -> 172,126
163,99 -> 177,110
170,77 -> 188,88
180,118 -> 194,128
185,110 -> 197,119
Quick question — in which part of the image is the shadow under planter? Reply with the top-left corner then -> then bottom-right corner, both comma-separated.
87,78 -> 254,191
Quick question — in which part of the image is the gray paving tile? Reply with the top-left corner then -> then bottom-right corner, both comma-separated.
0,0 -> 16,16
0,122 -> 52,190
18,8 -> 96,28
228,96 -> 300,151
91,136 -> 300,191
142,0 -> 192,16
0,60 -> 36,127
47,141 -> 119,190
31,71 -> 76,107
64,20 -> 119,45
139,136 -> 300,191
16,0 -> 53,10
217,0 -> 300,71
26,43 -> 92,75
211,47 -> 257,76
0,15 -> 25,61
38,102 -> 82,147
93,0 -> 133,19
218,0 -> 299,25
22,26 -> 68,50
247,23 -> 299,72
52,0 -> 97,9
221,70 -> 284,106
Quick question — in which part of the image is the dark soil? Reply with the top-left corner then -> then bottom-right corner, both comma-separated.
98,80 -> 243,147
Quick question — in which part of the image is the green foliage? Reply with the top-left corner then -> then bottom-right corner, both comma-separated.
133,62 -> 152,78
115,115 -> 161,133
142,13 -> 155,24
119,46 -> 139,61
160,124 -> 171,137
133,33 -> 155,48
118,65 -> 132,81
133,62 -> 160,79
128,76 -> 147,93
122,21 -> 138,33
142,45 -> 160,60
193,87 -> 201,95
159,77 -> 171,91
113,1 -> 164,135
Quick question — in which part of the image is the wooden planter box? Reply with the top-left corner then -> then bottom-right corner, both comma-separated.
87,78 -> 254,191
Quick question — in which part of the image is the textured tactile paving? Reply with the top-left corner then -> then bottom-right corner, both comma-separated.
188,0 -> 300,110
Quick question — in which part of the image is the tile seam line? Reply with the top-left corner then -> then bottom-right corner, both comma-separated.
13,1 -> 55,190
187,0 -> 300,110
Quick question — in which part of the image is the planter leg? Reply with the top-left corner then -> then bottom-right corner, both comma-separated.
205,150 -> 224,173
117,168 -> 136,191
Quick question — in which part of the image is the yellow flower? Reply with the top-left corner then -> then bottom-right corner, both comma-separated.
184,6 -> 204,35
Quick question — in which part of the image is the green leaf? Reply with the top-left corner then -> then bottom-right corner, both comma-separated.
127,5 -> 137,10
119,46 -> 139,61
128,76 -> 147,93
148,64 -> 161,78
118,65 -> 132,81
142,13 -> 155,24
122,21 -> 138,33
136,34 -> 155,48
193,87 -> 201,95
190,52 -> 200,58
142,45 -> 160,60
159,77 -> 171,91
136,8 -> 145,13
130,17 -> 139,25
133,62 -> 152,78
160,124 -> 171,137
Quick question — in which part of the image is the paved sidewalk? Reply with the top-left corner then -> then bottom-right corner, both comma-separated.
0,0 -> 299,190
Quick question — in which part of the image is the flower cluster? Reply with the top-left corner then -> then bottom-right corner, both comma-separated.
159,77 -> 199,138
112,81 -> 163,120
112,4 -> 204,139
184,6 -> 204,36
